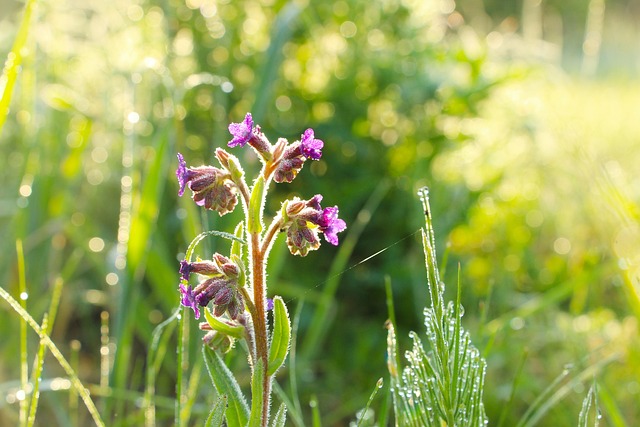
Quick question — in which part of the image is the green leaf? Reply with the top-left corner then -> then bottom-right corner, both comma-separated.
203,346 -> 249,427
204,307 -> 245,339
204,395 -> 227,427
248,175 -> 265,234
249,358 -> 265,427
268,296 -> 291,376
271,403 -> 287,427
231,222 -> 244,259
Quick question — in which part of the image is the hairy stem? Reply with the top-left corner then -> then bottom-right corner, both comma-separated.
261,216 -> 284,255
250,231 -> 270,426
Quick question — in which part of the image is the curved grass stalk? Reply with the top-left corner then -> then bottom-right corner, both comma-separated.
27,276 -> 64,427
144,308 -> 179,427
516,353 -> 619,427
16,240 -> 28,426
0,286 -> 105,426
355,378 -> 383,427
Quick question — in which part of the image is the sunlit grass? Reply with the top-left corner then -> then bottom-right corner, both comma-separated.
1,0 -> 639,424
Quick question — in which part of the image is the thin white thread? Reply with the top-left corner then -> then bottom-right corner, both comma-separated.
283,228 -> 422,304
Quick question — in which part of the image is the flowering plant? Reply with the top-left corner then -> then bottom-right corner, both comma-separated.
176,113 -> 346,426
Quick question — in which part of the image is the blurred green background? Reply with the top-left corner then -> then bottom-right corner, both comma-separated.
1,0 -> 639,425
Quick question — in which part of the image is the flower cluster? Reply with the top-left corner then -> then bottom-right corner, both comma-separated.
179,254 -> 245,320
176,154 -> 238,215
176,112 -> 345,321
281,195 -> 347,256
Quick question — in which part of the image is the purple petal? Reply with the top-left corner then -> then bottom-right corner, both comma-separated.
300,128 -> 323,160
320,206 -> 346,245
176,153 -> 188,197
227,113 -> 254,147
179,260 -> 191,281
306,194 -> 323,211
180,283 -> 200,319
266,298 -> 274,311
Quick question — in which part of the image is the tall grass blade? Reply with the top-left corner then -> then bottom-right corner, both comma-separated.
578,382 -> 600,427
496,349 -> 529,427
310,395 -> 322,427
176,307 -> 189,427
27,276 -> 64,427
0,0 -> 36,135
26,313 -> 47,427
181,358 -> 203,425
112,125 -> 172,416
597,383 -> 628,427
355,378 -> 383,427
251,1 -> 301,123
0,286 -> 105,426
16,240 -> 28,426
144,308 -> 179,427
388,188 -> 488,426
517,353 -> 618,427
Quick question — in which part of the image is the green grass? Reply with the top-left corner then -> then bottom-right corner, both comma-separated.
1,0 -> 640,425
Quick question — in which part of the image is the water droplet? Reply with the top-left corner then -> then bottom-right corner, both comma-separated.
19,292 -> 28,301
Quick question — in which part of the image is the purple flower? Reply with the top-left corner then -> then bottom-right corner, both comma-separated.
267,298 -> 274,311
181,253 -> 245,320
300,128 -> 323,160
180,283 -> 201,319
175,154 -> 239,216
285,218 -> 321,256
228,113 -> 254,148
281,195 -> 346,255
318,206 -> 347,245
273,153 -> 305,183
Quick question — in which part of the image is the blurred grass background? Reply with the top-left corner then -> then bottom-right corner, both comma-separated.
1,0 -> 639,425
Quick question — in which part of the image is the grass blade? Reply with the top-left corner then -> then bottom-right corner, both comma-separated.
578,382 -> 599,427
355,378 -> 383,427
0,286 -> 105,426
597,383 -> 628,427
26,276 -> 64,427
518,353 -> 618,427
0,0 -> 36,135
144,308 -> 179,427
176,307 -> 189,426
16,240 -> 28,426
